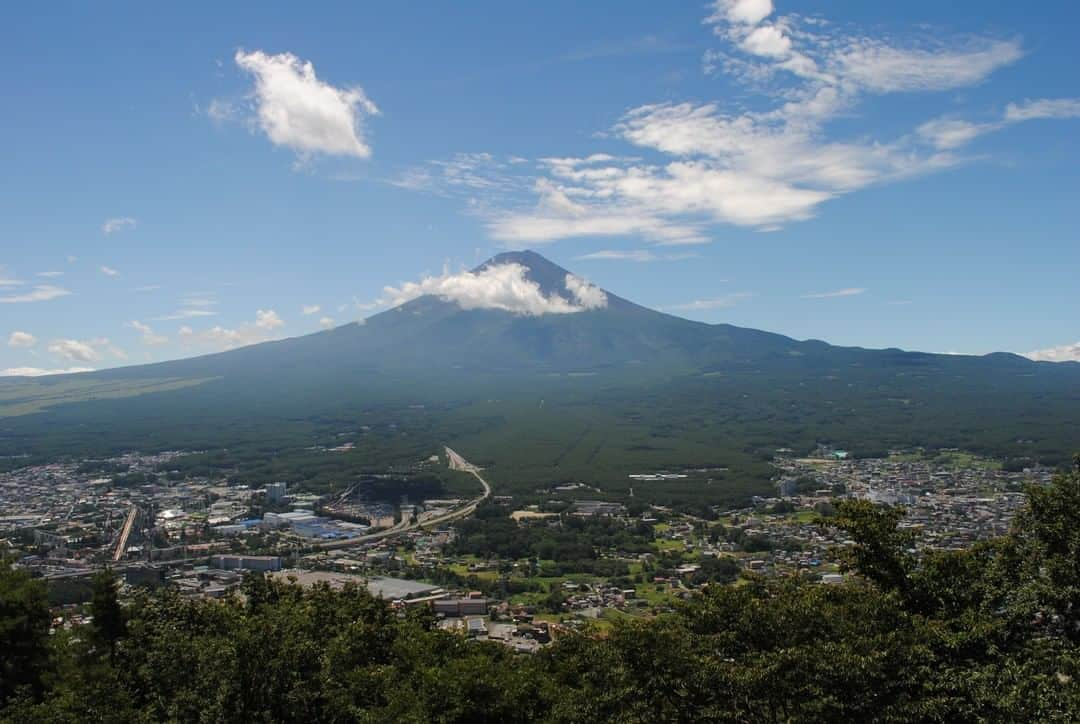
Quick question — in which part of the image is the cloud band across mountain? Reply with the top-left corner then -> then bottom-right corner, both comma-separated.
381,262 -> 607,316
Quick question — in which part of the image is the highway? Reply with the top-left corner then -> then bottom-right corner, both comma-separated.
44,448 -> 491,576
112,506 -> 138,562
309,446 -> 490,552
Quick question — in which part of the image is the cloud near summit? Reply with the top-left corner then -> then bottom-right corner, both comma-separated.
381,262 -> 608,316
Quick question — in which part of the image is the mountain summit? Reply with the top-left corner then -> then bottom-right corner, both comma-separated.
2,249 -> 1078,482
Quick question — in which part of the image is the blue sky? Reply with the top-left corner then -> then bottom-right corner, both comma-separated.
2,0 -> 1079,375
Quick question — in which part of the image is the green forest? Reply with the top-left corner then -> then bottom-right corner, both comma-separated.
3,458 -> 1078,723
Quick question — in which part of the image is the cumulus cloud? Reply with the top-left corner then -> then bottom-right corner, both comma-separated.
0,366 -> 94,377
48,339 -> 101,363
126,320 -> 168,346
0,285 -> 71,304
319,316 -> 335,329
178,309 -> 286,351
1024,341 -> 1080,363
255,309 -> 284,330
802,287 -> 867,299
302,304 -> 321,315
381,262 -> 607,316
234,49 -> 379,161
102,217 -> 136,234
708,0 -> 774,26
8,331 -> 37,348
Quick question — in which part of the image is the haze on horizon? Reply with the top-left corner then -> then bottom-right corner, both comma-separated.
3,0 -> 1079,376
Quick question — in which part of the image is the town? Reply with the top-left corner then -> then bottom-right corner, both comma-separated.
0,446 -> 1054,651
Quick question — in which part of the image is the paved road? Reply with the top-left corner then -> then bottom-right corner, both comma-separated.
112,506 -> 138,562
309,446 -> 490,552
44,448 -> 493,576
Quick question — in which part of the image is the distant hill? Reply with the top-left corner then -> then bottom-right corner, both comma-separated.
2,250 -> 1077,506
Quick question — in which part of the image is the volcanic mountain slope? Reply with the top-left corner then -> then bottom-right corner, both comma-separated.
1,250 -> 1077,500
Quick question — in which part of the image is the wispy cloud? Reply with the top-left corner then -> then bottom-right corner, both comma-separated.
394,1 -> 1075,248
0,285 -> 71,304
802,287 -> 867,299
575,249 -> 699,263
48,339 -> 101,363
100,265 -> 120,277
301,304 -> 321,315
36,271 -> 64,278
918,97 -> 1080,149
126,320 -> 168,346
152,308 -> 217,321
0,366 -> 94,377
101,217 -> 136,234
663,292 -> 754,311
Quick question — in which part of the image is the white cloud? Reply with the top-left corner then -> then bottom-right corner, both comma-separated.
0,366 -> 94,377
663,292 -> 754,311
100,265 -> 120,277
0,285 -> 71,304
102,217 -> 136,234
1024,341 -> 1080,363
802,287 -> 866,299
178,310 -> 286,352
206,98 -> 239,123
319,316 -> 335,329
8,331 -> 37,348
48,339 -> 101,363
134,285 -> 162,292
833,40 -> 1021,93
153,309 -> 217,321
36,271 -> 64,278
708,0 -> 774,26
234,49 -> 379,160
917,96 -> 1080,150
917,118 -> 987,150
564,274 -> 609,309
381,262 -> 607,316
395,4 -> 1071,248
1004,98 -> 1080,123
741,25 -> 791,59
576,249 -> 699,263
126,320 -> 168,346
255,309 -> 284,330
302,304 -> 321,315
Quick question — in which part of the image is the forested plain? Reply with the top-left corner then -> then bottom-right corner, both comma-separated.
2,460 -> 1079,722
2,350 -> 1077,510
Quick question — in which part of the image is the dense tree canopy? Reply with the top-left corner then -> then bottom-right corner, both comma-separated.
2,460 -> 1079,722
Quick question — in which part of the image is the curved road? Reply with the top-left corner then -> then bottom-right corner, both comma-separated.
310,446 -> 490,552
